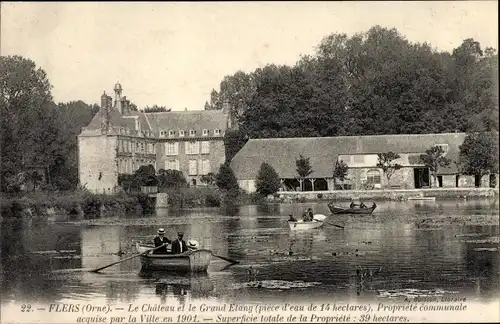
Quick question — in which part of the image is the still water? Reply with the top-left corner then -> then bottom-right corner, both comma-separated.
1,199 -> 499,306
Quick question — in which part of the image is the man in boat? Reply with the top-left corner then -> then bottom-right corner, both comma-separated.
360,201 -> 367,208
302,208 -> 314,222
153,228 -> 172,254
288,214 -> 297,222
171,232 -> 188,254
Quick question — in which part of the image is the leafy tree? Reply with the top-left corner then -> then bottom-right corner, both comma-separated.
419,146 -> 451,187
200,172 -> 216,185
215,163 -> 239,192
333,160 -> 349,190
296,155 -> 313,191
157,169 -> 187,189
376,152 -> 402,187
1,55 -> 54,191
458,132 -> 499,187
223,129 -> 248,163
256,162 -> 281,196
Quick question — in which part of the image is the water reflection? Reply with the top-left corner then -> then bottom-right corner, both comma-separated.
0,199 -> 498,305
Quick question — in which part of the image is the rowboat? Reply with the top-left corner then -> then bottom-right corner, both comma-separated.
327,202 -> 376,215
136,243 -> 212,273
288,219 -> 324,230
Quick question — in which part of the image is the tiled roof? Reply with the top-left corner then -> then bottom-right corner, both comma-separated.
145,110 -> 229,138
230,133 -> 468,179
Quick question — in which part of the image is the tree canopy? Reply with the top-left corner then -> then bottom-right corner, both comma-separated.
206,26 -> 498,139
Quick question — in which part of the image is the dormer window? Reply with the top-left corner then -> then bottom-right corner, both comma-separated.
159,131 -> 165,138
189,130 -> 196,137
202,129 -> 208,136
168,130 -> 175,137
179,130 -> 185,137
214,129 -> 220,136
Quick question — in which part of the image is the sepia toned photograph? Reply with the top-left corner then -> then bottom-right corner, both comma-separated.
1,2 -> 498,323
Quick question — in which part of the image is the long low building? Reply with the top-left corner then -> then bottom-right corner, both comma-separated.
230,133 -> 498,193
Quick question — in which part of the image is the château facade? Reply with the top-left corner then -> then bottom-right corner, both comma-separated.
78,83 -> 232,194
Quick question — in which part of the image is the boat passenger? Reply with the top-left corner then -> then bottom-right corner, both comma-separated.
153,228 -> 172,254
360,201 -> 367,208
350,202 -> 356,208
171,232 -> 188,254
372,202 -> 377,209
302,209 -> 309,222
307,208 -> 314,222
289,214 -> 297,222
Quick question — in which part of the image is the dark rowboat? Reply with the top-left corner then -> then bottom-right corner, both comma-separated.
327,202 -> 376,215
136,243 -> 212,273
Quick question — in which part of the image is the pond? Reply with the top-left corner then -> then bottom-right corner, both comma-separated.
1,199 -> 498,322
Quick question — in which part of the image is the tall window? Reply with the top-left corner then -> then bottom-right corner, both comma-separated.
165,160 -> 179,171
165,142 -> 179,155
189,160 -> 198,175
202,129 -> 208,136
179,130 -> 185,137
367,169 -> 381,184
185,141 -> 199,154
200,159 -> 211,175
201,141 -> 210,154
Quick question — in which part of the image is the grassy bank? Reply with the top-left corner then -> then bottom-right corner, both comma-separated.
0,190 -> 154,220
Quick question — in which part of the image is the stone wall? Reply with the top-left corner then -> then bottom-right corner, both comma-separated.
274,187 -> 499,202
78,135 -> 118,194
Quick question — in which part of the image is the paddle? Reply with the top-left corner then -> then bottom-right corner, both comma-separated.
187,246 -> 239,265
313,214 -> 344,229
90,244 -> 167,273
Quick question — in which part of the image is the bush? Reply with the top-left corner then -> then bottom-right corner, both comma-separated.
256,162 -> 281,196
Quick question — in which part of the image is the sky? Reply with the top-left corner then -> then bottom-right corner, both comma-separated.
2,1 -> 498,111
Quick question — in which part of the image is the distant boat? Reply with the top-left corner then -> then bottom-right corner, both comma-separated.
136,243 -> 212,273
327,202 -> 376,215
407,196 -> 436,201
288,219 -> 324,230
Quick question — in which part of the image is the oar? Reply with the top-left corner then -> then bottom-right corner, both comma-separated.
212,254 -> 239,264
188,246 -> 239,265
91,244 -> 167,273
317,220 -> 345,229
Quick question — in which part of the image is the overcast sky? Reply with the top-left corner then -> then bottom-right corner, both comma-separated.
2,1 -> 498,111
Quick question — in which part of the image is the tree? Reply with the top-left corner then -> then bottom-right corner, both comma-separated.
296,155 -> 313,191
333,160 -> 349,190
157,169 -> 187,189
223,129 -> 248,163
256,162 -> 281,196
1,55 -> 54,191
419,146 -> 451,187
376,152 -> 402,187
215,163 -> 239,192
458,132 -> 499,187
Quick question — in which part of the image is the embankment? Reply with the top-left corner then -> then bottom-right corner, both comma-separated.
272,187 -> 499,203
0,191 -> 154,221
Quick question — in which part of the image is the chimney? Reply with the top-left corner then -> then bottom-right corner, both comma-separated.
100,92 -> 111,133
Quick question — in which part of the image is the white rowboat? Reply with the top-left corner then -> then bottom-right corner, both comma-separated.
288,219 -> 324,230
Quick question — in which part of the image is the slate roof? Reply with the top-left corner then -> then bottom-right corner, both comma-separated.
230,133 -> 468,179
81,107 -> 152,135
144,110 -> 229,138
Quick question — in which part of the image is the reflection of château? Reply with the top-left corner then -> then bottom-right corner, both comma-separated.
78,82 -> 234,194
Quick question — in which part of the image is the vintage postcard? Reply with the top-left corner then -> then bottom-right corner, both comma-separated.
1,2 -> 498,323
